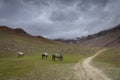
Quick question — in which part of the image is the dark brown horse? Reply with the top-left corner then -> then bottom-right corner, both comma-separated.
52,54 -> 63,61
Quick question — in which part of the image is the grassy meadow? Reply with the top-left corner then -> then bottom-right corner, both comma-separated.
0,54 -> 78,80
0,47 -> 97,80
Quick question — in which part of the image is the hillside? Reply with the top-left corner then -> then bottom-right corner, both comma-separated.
56,24 -> 120,47
0,26 -> 97,57
77,24 -> 120,47
0,26 -> 64,56
0,26 -> 55,43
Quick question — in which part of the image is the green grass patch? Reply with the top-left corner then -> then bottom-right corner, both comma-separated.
0,53 -> 85,80
93,48 -> 120,80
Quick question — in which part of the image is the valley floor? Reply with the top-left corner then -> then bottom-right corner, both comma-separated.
0,48 -> 120,80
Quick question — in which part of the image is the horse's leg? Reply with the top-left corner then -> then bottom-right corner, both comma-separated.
61,57 -> 63,61
22,54 -> 24,58
61,56 -> 63,61
20,55 -> 22,58
46,56 -> 48,59
21,55 -> 22,58
59,57 -> 62,61
58,57 -> 60,61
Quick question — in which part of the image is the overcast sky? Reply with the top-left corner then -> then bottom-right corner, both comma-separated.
0,0 -> 120,39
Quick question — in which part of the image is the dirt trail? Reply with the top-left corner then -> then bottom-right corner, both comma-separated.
73,49 -> 111,80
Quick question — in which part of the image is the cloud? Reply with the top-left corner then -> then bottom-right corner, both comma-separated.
50,10 -> 79,22
0,0 -> 120,39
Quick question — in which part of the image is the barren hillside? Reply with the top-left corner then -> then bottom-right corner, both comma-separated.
0,26 -> 62,55
78,25 -> 120,47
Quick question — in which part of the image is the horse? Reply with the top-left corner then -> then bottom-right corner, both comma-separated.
52,54 -> 63,61
42,53 -> 48,59
18,52 -> 24,58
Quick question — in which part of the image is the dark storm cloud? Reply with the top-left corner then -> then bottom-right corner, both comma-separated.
0,0 -> 120,39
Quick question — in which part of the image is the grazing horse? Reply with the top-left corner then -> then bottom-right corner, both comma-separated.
42,53 -> 48,59
18,52 -> 24,58
52,54 -> 63,61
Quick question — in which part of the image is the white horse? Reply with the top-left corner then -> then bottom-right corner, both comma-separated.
42,53 -> 48,59
18,52 -> 24,58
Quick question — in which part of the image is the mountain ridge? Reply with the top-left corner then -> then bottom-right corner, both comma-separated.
0,26 -> 56,43
55,24 -> 120,47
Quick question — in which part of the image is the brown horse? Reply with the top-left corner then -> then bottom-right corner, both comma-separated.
52,54 -> 63,61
